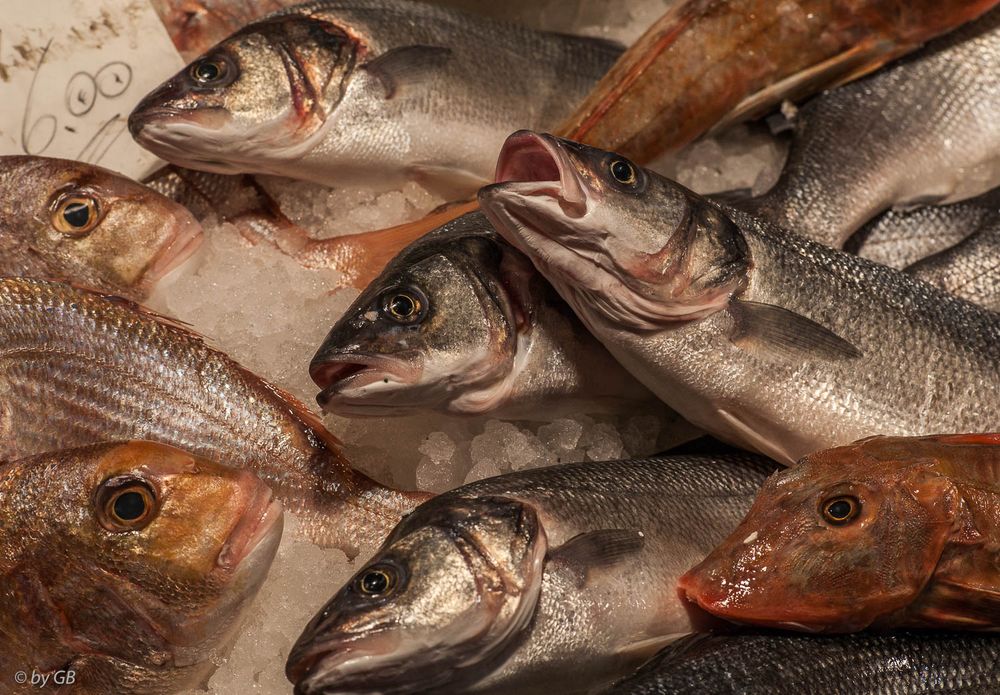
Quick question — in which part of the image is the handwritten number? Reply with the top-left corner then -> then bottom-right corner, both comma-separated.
95,62 -> 131,98
20,39 -> 57,155
66,72 -> 98,116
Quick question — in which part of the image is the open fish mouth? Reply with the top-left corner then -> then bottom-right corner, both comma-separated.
311,355 -> 420,411
490,130 -> 589,218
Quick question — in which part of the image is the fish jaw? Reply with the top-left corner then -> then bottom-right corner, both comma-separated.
138,204 -> 205,288
311,354 -> 423,416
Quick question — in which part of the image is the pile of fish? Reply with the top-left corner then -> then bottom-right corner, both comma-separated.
3,0 -> 1000,693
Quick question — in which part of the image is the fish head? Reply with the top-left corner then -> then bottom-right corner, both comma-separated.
480,131 -> 750,330
286,495 -> 547,693
311,225 -> 524,416
129,12 -> 359,174
678,438 -> 966,632
38,441 -> 282,657
0,156 -> 202,298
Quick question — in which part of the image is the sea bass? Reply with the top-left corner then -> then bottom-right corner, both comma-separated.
310,211 -> 654,417
0,278 -> 426,555
129,0 -> 622,196
479,132 -> 1000,465
907,214 -> 1000,312
0,156 -> 202,300
743,9 -> 1000,248
603,631 -> 1000,694
0,440 -> 282,694
680,434 -> 1000,633
286,454 -> 778,695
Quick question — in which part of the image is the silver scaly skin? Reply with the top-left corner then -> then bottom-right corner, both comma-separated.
129,0 -> 622,196
480,132 -> 1000,465
286,454 -> 777,695
742,9 -> 1000,248
310,211 -> 655,418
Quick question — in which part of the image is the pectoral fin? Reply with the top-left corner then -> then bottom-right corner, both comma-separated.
728,300 -> 861,361
548,529 -> 645,588
364,45 -> 453,99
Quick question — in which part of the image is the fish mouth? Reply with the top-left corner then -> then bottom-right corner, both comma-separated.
490,130 -> 589,217
216,482 -> 284,574
141,209 -> 205,286
311,355 -> 419,412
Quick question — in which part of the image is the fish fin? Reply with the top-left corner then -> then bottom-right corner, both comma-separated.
710,188 -> 754,205
551,32 -> 626,56
716,408 -> 799,466
614,633 -> 686,662
712,38 -> 906,132
407,163 -> 490,199
728,300 -> 862,360
363,45 -> 453,99
548,529 -> 644,587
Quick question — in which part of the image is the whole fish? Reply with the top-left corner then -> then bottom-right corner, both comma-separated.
129,0 -> 622,196
743,10 -> 1000,248
0,156 -> 202,300
680,434 -> 1000,633
0,440 -> 282,694
310,211 -> 654,417
907,218 -> 1000,311
603,631 -> 1000,694
0,278 -> 426,556
559,0 -> 999,162
479,132 -> 1000,465
286,454 -> 778,695
150,0 -> 301,60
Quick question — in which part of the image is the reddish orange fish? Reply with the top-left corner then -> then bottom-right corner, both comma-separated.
679,434 -> 1000,633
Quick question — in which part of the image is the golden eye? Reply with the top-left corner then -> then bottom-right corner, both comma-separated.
356,566 -> 397,597
52,195 -> 100,236
609,158 -> 637,185
381,288 -> 426,324
821,495 -> 860,525
96,477 -> 159,532
189,56 -> 228,84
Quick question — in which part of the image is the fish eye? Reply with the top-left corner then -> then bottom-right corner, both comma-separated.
609,158 -> 638,186
380,287 -> 427,325
95,476 -> 159,532
355,565 -> 397,597
821,495 -> 860,525
51,194 -> 101,236
189,55 -> 230,85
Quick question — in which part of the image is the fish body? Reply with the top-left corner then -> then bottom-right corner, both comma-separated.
151,0 -> 301,60
603,631 -> 1000,694
0,156 -> 202,300
129,0 -> 622,195
310,211 -> 654,417
286,454 -> 778,695
480,132 -> 1000,465
680,434 -> 1000,633
907,215 -> 1000,311
0,440 -> 282,693
0,278 -> 424,555
743,10 -> 1000,248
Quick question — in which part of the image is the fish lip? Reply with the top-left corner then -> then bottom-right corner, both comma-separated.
491,130 -> 589,216
140,211 -> 205,287
216,483 -> 284,572
311,355 -> 417,411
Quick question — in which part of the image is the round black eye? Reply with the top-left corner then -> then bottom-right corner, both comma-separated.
63,202 -> 91,228
610,158 -> 637,185
381,288 -> 426,324
190,57 -> 227,84
356,566 -> 396,596
822,495 -> 860,525
113,491 -> 146,521
96,477 -> 158,532
51,195 -> 100,236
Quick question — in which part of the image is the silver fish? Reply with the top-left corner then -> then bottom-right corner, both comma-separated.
906,215 -> 1000,312
742,9 -> 1000,248
129,0 -> 622,196
310,211 -> 654,418
286,454 -> 778,695
480,132 -> 1000,465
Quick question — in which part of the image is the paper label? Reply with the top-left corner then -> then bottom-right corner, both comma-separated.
0,0 -> 185,180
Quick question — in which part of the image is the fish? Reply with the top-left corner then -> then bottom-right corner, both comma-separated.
285,454 -> 778,695
0,278 -> 427,556
679,434 -> 1000,633
150,0 -> 301,60
0,156 -> 202,301
310,211 -> 655,417
602,630 -> 1000,694
0,440 -> 283,694
742,9 -> 1000,248
128,0 -> 623,196
479,131 -> 1000,465
906,215 -> 1000,312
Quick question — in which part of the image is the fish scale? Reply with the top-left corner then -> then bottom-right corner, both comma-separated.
0,278 -> 425,556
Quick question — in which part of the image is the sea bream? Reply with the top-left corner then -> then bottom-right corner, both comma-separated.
310,211 -> 654,418
479,132 -> 1000,465
286,454 -> 778,695
129,0 -> 622,196
0,278 -> 427,556
0,441 -> 282,694
742,9 -> 1000,248
0,156 -> 202,300
680,434 -> 1000,633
